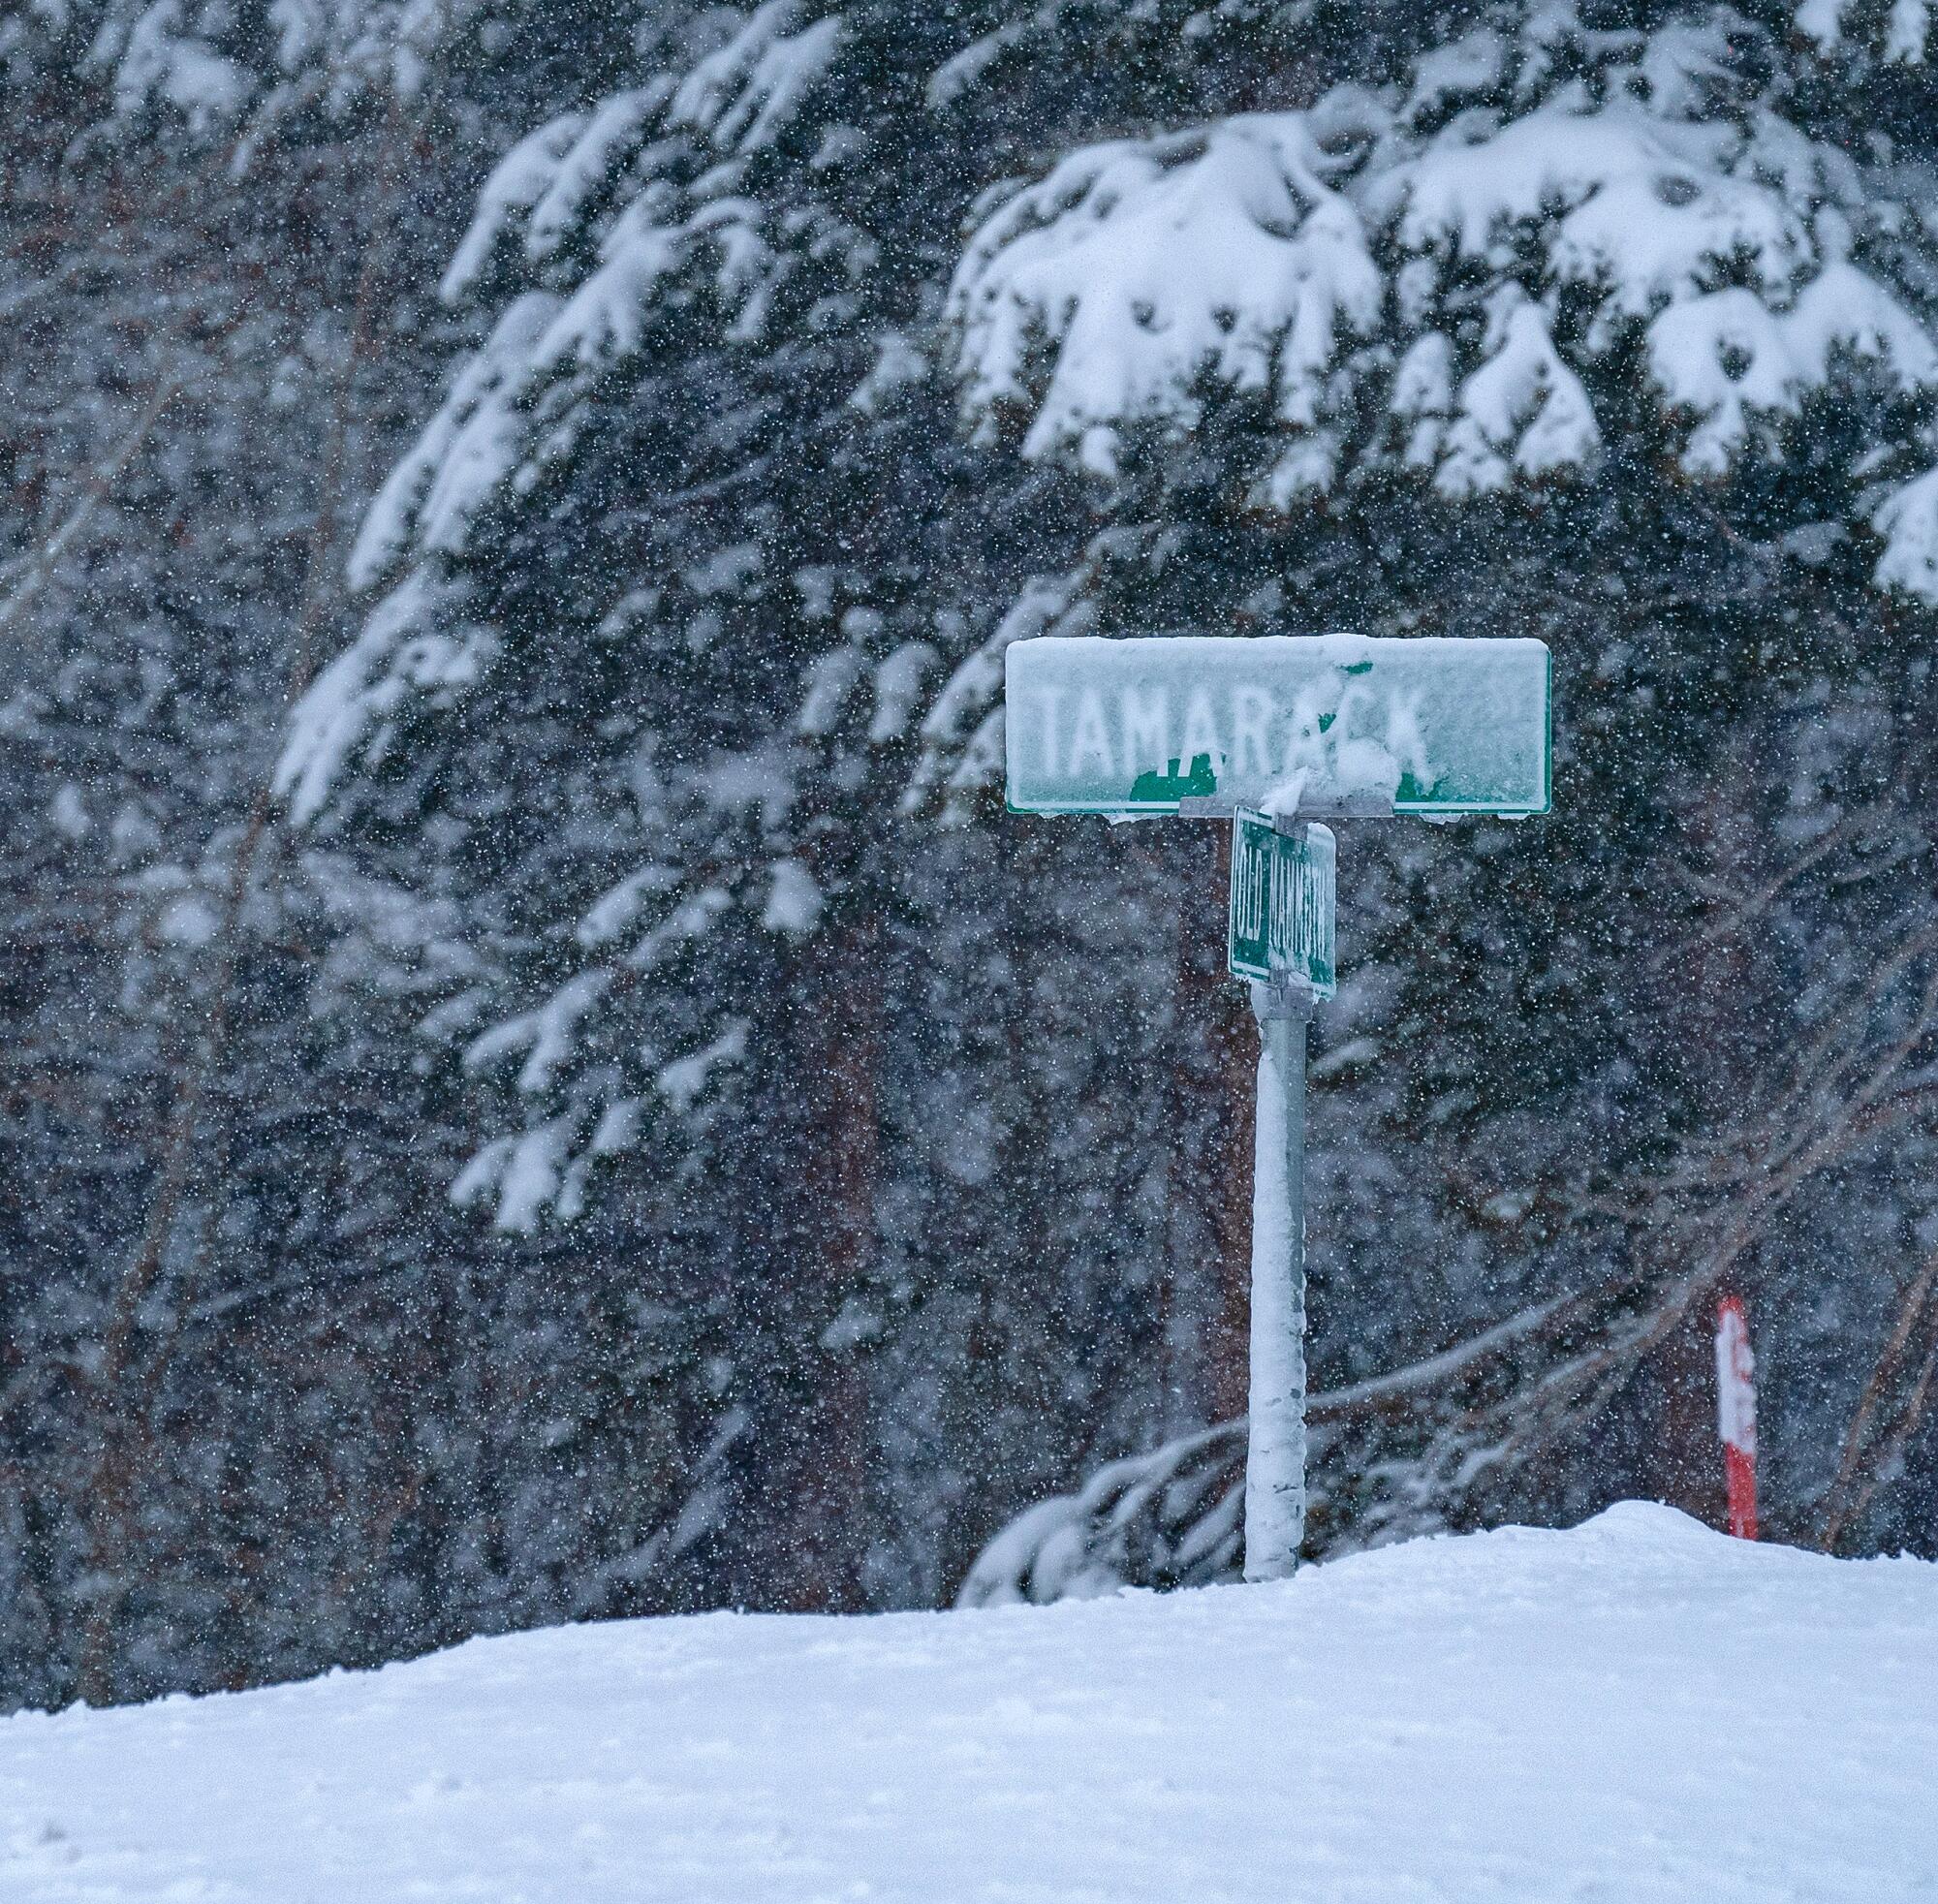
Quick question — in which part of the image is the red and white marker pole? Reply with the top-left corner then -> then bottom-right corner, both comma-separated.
1714,1294 -> 1758,1540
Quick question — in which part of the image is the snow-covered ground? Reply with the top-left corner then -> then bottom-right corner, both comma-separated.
2,1504 -> 1932,1901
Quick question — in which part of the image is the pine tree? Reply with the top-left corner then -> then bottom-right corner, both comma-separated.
295,0 -> 1938,1594
0,0 -> 667,1704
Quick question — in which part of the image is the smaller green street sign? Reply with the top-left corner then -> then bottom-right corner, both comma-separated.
1229,812 -> 1336,997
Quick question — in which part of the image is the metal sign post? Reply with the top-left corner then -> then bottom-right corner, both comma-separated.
1227,810 -> 1334,1580
1715,1295 -> 1759,1541
1002,633 -> 1550,1580
1245,980 -> 1312,1581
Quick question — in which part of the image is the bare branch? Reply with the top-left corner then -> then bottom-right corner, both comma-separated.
1821,1250 -> 1938,1551
0,363 -> 187,654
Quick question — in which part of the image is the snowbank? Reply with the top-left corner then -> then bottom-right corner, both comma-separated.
1,1505 -> 1932,1900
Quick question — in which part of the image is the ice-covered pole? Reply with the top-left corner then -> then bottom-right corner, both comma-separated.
1715,1294 -> 1758,1541
1244,981 -> 1311,1580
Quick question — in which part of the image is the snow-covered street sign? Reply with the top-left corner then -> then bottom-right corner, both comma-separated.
1228,812 -> 1335,996
1005,635 -> 1550,819
1002,630 -> 1552,1586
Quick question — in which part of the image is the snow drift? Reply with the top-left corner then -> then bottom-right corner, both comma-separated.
1,1504 -> 1932,1901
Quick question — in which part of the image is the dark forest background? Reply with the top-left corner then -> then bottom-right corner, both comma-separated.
4,0 -> 1938,1710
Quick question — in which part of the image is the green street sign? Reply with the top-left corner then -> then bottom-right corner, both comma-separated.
998,630 -> 1555,1582
1229,813 -> 1335,997
1005,634 -> 1550,818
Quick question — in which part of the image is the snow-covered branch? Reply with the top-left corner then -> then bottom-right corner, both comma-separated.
949,14 -> 1938,589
